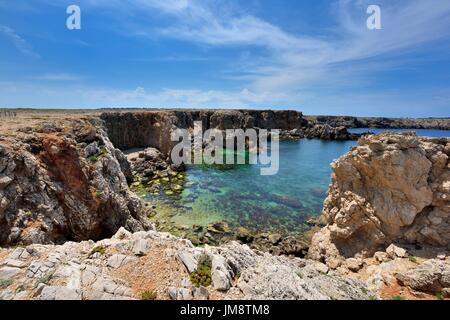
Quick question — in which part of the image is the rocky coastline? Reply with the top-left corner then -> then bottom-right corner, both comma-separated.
306,115 -> 450,130
0,110 -> 449,300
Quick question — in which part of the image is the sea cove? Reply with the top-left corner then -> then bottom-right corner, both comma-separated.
134,128 -> 450,249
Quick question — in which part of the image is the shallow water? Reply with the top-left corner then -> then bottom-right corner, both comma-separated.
140,128 -> 448,241
143,139 -> 356,238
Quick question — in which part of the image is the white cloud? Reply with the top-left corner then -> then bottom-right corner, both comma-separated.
34,73 -> 81,81
0,25 -> 40,58
2,0 -> 450,114
79,0 -> 450,95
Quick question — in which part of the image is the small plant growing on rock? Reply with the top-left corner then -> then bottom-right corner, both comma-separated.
0,279 -> 13,289
88,154 -> 98,162
35,271 -> 54,287
141,290 -> 158,300
408,255 -> 418,264
190,254 -> 212,288
391,295 -> 405,300
87,145 -> 107,162
90,245 -> 106,256
435,292 -> 447,300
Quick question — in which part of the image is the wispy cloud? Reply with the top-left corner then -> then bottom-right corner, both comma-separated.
80,0 -> 450,94
2,0 -> 450,114
0,25 -> 40,58
34,73 -> 81,81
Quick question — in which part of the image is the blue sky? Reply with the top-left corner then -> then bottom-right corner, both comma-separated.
0,0 -> 450,117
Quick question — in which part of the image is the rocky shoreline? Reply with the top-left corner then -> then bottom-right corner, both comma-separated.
0,110 -> 449,300
306,115 -> 450,130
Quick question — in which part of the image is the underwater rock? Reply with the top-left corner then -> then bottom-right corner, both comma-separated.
207,222 -> 231,234
268,234 -> 282,245
270,194 -> 304,209
236,227 -> 254,244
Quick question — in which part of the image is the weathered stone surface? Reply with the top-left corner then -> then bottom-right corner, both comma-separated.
309,133 -> 450,267
0,231 -> 374,300
0,120 -> 152,246
178,250 -> 200,273
132,239 -> 150,256
396,259 -> 450,293
386,244 -> 407,259
39,286 -> 81,300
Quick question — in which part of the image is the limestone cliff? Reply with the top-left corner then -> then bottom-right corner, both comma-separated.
309,133 -> 450,268
0,120 -> 151,246
100,109 -> 306,153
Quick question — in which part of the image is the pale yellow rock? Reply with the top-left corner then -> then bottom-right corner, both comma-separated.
309,133 -> 450,267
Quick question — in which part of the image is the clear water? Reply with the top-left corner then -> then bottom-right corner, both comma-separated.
139,128 -> 448,241
142,139 -> 356,239
349,128 -> 450,138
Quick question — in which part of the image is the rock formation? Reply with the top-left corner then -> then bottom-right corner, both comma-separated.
301,124 -> 359,140
0,228 -> 372,300
307,115 -> 450,130
309,133 -> 450,268
0,120 -> 151,246
100,110 -> 306,153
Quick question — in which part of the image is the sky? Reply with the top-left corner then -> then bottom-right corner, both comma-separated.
0,0 -> 450,117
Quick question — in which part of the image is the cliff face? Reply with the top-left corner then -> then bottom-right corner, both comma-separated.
309,133 -> 450,267
0,120 -> 151,246
100,110 -> 306,152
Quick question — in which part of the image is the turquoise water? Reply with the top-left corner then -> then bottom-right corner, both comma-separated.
349,128 -> 450,137
143,139 -> 356,239
140,128 -> 448,241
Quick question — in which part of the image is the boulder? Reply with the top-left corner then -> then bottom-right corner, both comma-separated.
310,133 -> 450,266
396,260 -> 450,293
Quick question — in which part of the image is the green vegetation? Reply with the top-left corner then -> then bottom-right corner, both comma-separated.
35,271 -> 54,287
408,255 -> 418,264
88,144 -> 107,162
90,245 -> 106,256
190,254 -> 212,288
0,279 -> 13,289
141,290 -> 158,300
435,292 -> 448,300
391,295 -> 406,301
368,295 -> 378,301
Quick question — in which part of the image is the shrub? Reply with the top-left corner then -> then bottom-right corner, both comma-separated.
391,295 -> 405,300
87,144 -> 107,162
88,155 -> 98,162
408,256 -> 418,264
90,245 -> 106,256
435,292 -> 447,300
141,290 -> 158,300
35,271 -> 54,287
0,279 -> 13,289
190,254 -> 212,288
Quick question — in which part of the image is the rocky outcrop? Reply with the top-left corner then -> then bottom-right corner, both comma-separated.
0,229 -> 373,300
100,110 -> 306,153
301,124 -> 359,140
309,133 -> 450,268
396,259 -> 450,293
308,115 -> 450,130
0,120 -> 151,246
